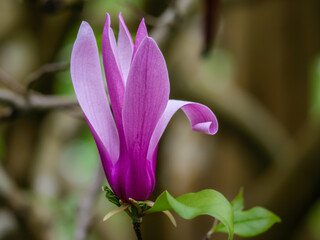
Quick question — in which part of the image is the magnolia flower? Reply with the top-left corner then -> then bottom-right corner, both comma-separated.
70,13 -> 218,202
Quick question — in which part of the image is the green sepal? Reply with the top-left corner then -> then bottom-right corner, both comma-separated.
138,201 -> 148,212
102,185 -> 120,207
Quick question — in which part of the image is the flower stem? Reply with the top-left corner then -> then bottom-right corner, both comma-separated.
130,205 -> 143,240
133,220 -> 142,240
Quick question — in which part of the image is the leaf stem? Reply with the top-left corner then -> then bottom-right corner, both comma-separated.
203,218 -> 219,240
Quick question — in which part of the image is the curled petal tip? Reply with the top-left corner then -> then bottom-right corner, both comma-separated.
192,121 -> 218,135
210,121 -> 219,135
147,100 -> 218,160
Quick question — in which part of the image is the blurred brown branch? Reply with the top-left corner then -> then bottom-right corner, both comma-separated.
0,89 -> 25,109
0,69 -> 26,95
0,166 -> 52,240
0,0 -> 84,239
25,62 -> 70,89
74,166 -> 104,240
121,0 -> 196,43
120,1 -> 159,26
202,0 -> 221,54
150,0 -> 197,47
0,89 -> 78,118
251,119 -> 320,240
0,67 -> 78,121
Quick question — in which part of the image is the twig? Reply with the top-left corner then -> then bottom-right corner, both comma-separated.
0,88 -> 78,120
0,69 -> 26,94
0,64 -> 78,121
119,1 -> 159,26
74,166 -> 105,240
0,62 -> 69,97
0,89 -> 25,109
24,62 -> 69,89
28,93 -> 78,110
150,0 -> 197,47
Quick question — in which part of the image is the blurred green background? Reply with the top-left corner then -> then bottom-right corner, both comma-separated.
0,0 -> 320,240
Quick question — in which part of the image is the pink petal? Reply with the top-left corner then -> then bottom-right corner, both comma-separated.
147,100 -> 218,159
133,18 -> 148,58
118,13 -> 133,82
88,120 -> 114,182
102,13 -> 126,141
123,37 -> 170,160
109,27 -> 123,81
111,153 -> 155,201
70,21 -> 119,164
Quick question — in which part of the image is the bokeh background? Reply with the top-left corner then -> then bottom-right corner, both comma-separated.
0,0 -> 320,239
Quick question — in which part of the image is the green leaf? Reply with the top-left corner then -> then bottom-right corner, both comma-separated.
215,206 -> 281,237
147,190 -> 234,240
231,188 -> 244,211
